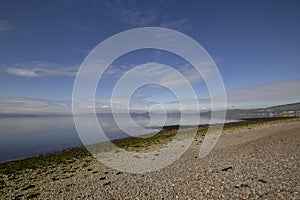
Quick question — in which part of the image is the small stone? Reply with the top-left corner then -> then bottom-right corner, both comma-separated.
221,166 -> 233,171
27,193 -> 40,198
258,179 -> 267,183
22,184 -> 35,191
103,181 -> 111,186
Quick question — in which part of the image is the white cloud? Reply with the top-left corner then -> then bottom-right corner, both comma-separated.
5,61 -> 78,78
0,97 -> 71,114
6,68 -> 39,78
2,78 -> 298,114
166,79 -> 300,109
104,63 -> 205,87
224,79 -> 300,107
72,93 -> 159,114
104,65 -> 132,78
137,64 -> 200,87
0,20 -> 13,33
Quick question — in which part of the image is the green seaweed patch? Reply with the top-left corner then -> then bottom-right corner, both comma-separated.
113,133 -> 176,152
0,147 -> 91,175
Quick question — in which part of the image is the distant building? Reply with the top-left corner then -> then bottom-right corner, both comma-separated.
279,111 -> 295,117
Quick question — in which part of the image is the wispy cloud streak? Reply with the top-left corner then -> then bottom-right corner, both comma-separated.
104,1 -> 158,27
0,97 -> 71,114
167,79 -> 300,109
225,79 -> 300,107
0,20 -> 13,33
1,80 -> 299,114
5,62 -> 78,78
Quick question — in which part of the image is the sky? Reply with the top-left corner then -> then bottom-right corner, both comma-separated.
0,0 -> 300,114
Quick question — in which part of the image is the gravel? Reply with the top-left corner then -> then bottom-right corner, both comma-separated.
1,119 -> 299,199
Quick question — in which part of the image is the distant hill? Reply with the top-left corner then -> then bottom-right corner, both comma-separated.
224,102 -> 300,119
266,102 -> 300,111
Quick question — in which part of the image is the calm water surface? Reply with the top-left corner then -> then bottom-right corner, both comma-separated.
0,115 -> 236,163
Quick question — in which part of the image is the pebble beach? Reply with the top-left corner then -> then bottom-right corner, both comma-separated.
1,118 -> 299,199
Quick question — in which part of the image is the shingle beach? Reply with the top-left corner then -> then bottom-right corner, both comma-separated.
1,118 -> 299,199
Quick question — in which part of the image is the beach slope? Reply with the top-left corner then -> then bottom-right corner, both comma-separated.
1,118 -> 299,199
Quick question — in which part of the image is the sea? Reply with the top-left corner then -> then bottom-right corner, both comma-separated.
0,114 -> 236,163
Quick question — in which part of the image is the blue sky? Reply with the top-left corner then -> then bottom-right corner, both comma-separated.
0,0 -> 300,113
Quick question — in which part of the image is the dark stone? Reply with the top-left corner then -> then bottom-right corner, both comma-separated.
51,177 -> 59,181
240,183 -> 249,188
258,179 -> 267,183
103,181 -> 111,186
22,184 -> 35,191
133,155 -> 141,159
27,193 -> 40,199
13,194 -> 23,200
221,166 -> 233,171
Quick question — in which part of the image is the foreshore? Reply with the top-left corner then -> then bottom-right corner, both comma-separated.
0,117 -> 299,199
